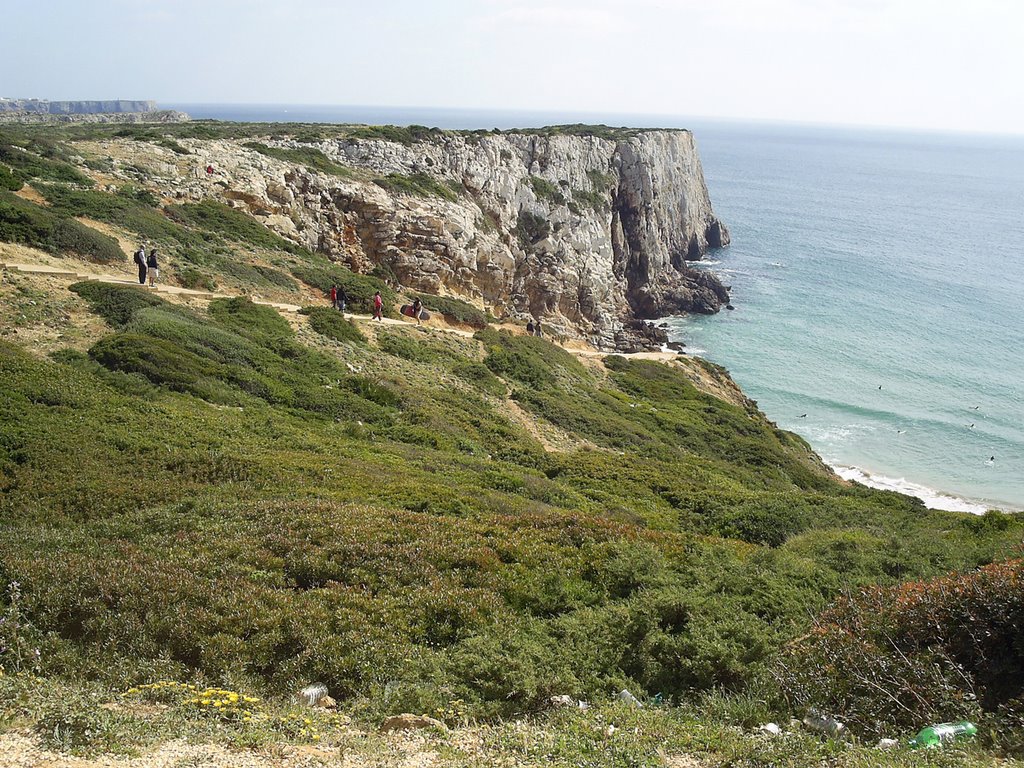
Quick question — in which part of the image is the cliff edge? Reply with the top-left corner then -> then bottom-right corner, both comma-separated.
156,127 -> 730,349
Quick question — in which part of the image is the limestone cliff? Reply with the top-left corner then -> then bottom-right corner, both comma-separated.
0,99 -> 158,114
120,127 -> 729,350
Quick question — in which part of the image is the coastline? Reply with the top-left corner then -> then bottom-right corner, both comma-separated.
831,463 -> 1016,515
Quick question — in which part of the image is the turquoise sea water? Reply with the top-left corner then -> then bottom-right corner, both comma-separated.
168,104 -> 1024,511
672,124 -> 1024,512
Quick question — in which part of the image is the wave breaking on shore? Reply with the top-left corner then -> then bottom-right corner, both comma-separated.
832,464 -> 1007,515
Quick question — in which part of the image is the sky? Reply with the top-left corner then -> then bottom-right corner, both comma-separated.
3,0 -> 1024,135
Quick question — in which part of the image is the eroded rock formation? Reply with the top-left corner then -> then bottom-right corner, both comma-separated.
133,128 -> 730,350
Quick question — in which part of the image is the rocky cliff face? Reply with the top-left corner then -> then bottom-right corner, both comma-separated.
0,99 -> 158,114
135,128 -> 729,350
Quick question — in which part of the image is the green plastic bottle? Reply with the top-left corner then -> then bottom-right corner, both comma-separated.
910,722 -> 977,748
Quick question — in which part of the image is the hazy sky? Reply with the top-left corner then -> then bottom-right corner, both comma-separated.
4,0 -> 1023,134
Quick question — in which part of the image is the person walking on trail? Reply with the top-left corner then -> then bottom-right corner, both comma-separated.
412,297 -> 423,325
329,284 -> 338,309
526,320 -> 535,336
133,245 -> 147,285
373,290 -> 384,321
535,320 -> 543,338
146,249 -> 159,286
337,286 -> 347,312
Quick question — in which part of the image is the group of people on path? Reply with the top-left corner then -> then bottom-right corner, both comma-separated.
329,284 -> 348,312
332,285 -> 385,321
525,319 -> 543,338
133,245 -> 160,287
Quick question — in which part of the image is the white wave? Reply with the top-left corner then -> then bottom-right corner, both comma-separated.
832,464 -> 996,514
767,261 -> 787,268
693,259 -> 722,266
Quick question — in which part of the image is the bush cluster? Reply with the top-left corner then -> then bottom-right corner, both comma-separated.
244,142 -> 353,177
775,557 -> 1024,740
292,262 -> 395,316
304,306 -> 367,344
0,192 -> 124,263
414,294 -> 489,329
373,173 -> 460,202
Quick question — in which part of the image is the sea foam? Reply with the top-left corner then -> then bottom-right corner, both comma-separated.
833,465 -> 993,515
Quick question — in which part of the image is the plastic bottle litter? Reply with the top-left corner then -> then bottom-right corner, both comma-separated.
910,722 -> 977,749
298,682 -> 328,707
615,689 -> 644,707
803,712 -> 846,738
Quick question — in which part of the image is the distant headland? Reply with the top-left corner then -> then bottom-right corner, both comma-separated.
0,98 -> 157,114
0,98 -> 189,124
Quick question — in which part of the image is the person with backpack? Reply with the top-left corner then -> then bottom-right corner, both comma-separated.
373,290 -> 384,321
147,249 -> 159,286
133,245 -> 147,285
336,285 -> 347,312
526,320 -> 535,335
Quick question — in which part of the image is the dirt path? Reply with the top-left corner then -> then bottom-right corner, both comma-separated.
0,256 -> 709,373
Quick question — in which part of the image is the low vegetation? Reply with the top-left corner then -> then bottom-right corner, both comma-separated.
244,142 -> 354,177
0,121 -> 1021,765
373,172 -> 461,202
0,191 -> 124,263
415,293 -> 490,329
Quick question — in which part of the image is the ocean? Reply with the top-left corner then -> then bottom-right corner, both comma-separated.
166,104 -> 1024,512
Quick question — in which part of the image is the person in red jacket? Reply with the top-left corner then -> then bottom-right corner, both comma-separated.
329,285 -> 338,309
373,290 -> 384,321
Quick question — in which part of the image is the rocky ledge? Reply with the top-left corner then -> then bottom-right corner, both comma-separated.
122,127 -> 730,350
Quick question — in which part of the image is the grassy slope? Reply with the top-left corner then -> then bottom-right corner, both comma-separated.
1,124 -> 1022,763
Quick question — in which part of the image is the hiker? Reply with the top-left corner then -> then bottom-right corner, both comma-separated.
336,285 -> 347,312
146,249 -> 159,286
534,320 -> 543,338
373,290 -> 384,321
329,284 -> 338,309
412,297 -> 423,325
133,245 -> 147,285
526,320 -> 535,335
206,164 -> 215,176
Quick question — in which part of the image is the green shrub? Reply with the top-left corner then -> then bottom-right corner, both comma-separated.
305,306 -> 366,344
477,328 -> 586,389
586,170 -> 616,190
417,294 -> 489,329
774,558 -> 1024,738
515,211 -> 550,247
244,142 -> 353,177
34,685 -> 133,754
529,176 -> 566,206
0,141 -> 93,186
176,267 -> 217,292
40,184 -> 192,246
348,124 -> 444,145
208,296 -> 293,345
51,218 -> 124,263
374,173 -> 459,202
0,192 -> 123,262
291,262 -> 395,316
571,188 -> 609,213
451,361 -> 506,396
166,199 -> 304,253
69,281 -> 167,327
0,164 -> 22,191
378,331 -> 439,363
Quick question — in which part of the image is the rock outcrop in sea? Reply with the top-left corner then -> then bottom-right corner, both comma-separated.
108,127 -> 730,350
